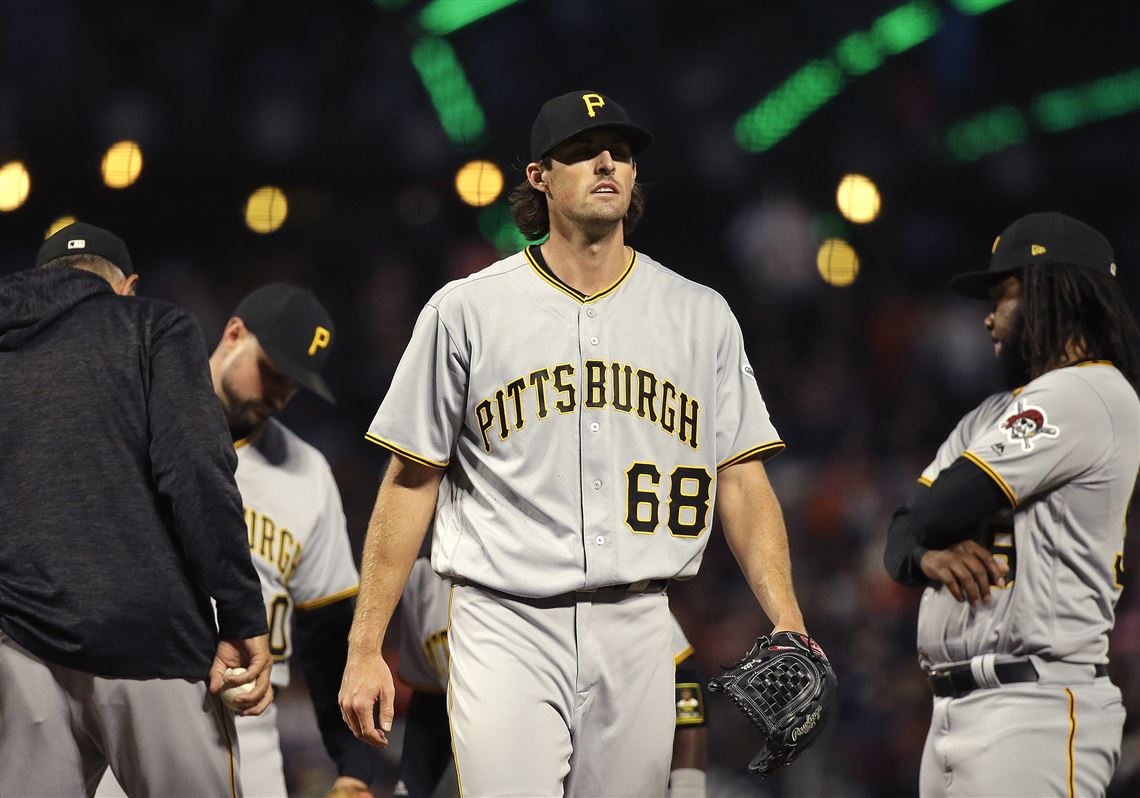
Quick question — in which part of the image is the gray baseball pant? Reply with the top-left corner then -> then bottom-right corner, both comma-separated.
0,629 -> 241,798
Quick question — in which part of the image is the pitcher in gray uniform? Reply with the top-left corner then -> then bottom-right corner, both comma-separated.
884,212 -> 1140,797
340,90 -> 811,797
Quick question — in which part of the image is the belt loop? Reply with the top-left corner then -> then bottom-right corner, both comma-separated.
970,654 -> 1001,689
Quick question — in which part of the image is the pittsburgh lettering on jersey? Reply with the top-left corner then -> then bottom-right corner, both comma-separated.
474,360 -> 700,453
245,507 -> 303,584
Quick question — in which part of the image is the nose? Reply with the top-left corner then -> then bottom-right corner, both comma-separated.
595,150 -> 615,174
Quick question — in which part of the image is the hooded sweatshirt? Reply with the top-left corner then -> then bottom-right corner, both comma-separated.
0,266 -> 267,679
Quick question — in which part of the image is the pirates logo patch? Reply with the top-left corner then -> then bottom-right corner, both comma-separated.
1000,399 -> 1060,451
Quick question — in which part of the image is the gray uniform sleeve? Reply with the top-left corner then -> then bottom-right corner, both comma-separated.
962,373 -> 1112,506
714,306 -> 783,469
366,303 -> 468,468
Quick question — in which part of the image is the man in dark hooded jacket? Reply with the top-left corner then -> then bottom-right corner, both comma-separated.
0,223 -> 272,797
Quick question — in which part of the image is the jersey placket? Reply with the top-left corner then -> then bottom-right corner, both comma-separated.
578,301 -> 618,587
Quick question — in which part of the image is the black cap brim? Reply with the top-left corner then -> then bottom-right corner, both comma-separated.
261,343 -> 335,404
949,267 -> 1021,299
538,122 -> 654,161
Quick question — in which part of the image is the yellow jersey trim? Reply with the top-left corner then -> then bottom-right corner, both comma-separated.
674,645 -> 695,666
364,434 -> 449,469
717,441 -> 786,470
524,245 -> 637,304
917,476 -> 933,487
961,451 -> 1018,507
1065,687 -> 1077,798
447,584 -> 464,798
233,436 -> 251,450
1077,359 -> 1114,368
296,584 -> 359,611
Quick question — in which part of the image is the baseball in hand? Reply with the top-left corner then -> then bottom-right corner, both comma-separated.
221,667 -> 255,711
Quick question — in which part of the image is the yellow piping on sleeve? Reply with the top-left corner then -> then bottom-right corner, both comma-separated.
718,441 -> 785,470
363,434 -> 449,469
917,476 -> 933,487
295,585 -> 359,611
674,645 -> 694,666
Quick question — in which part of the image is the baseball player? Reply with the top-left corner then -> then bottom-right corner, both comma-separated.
99,283 -> 374,798
1,224 -> 272,798
340,89 -> 810,796
392,557 -> 709,798
884,212 -> 1139,796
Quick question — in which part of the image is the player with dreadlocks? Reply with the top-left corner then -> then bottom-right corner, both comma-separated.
884,212 -> 1139,797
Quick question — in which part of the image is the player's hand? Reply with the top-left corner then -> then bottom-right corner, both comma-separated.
920,541 -> 1009,607
324,776 -> 374,798
339,646 -> 394,748
209,634 -> 274,716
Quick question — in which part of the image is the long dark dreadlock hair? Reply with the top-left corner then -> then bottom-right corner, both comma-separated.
1019,261 -> 1140,385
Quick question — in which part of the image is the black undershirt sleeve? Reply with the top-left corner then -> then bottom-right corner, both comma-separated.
293,597 -> 375,784
883,458 -> 1012,585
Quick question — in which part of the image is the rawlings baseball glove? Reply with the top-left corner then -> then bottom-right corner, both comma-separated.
707,631 -> 837,776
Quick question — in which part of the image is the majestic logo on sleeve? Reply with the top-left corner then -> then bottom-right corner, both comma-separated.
999,400 -> 1060,451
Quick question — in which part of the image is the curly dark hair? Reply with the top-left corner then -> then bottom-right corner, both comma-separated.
1018,261 -> 1140,384
508,158 -> 646,241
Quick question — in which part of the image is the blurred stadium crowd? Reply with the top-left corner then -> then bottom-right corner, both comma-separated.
2,0 -> 1139,795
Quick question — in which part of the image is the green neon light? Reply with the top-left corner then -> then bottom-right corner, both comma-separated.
946,67 -> 1140,161
420,0 -> 523,36
736,60 -> 844,152
945,106 -> 1027,161
949,0 -> 1013,14
410,38 -> 486,145
834,31 -> 884,77
1033,68 -> 1140,132
736,0 -> 958,154
870,0 -> 941,55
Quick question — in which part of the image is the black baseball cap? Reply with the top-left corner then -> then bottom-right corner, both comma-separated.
233,283 -> 335,403
950,212 -> 1117,299
35,222 -> 134,276
530,90 -> 654,162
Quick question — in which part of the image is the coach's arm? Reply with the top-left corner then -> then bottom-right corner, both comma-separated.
339,455 -> 443,748
715,457 -> 806,635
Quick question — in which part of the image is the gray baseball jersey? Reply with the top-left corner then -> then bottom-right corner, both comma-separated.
367,247 -> 782,597
916,361 -> 1138,667
99,418 -> 361,798
237,418 -> 360,687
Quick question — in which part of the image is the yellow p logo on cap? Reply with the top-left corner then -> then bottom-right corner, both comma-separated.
582,93 -> 605,118
308,326 -> 331,356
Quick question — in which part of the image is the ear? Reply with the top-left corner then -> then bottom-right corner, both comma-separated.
221,316 -> 249,350
526,161 -> 548,193
114,273 -> 140,296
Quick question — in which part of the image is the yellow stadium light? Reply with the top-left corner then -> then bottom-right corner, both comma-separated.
817,238 -> 860,287
0,161 -> 31,212
455,160 -> 504,207
101,141 -> 143,189
835,173 -> 881,224
245,186 -> 288,234
46,215 -> 78,238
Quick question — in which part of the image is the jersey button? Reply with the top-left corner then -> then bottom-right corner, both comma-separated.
589,422 -> 600,432
587,308 -> 597,318
592,479 -> 602,490
590,336 -> 599,345
595,535 -> 605,545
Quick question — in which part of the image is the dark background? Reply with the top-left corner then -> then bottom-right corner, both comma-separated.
2,1 -> 1139,795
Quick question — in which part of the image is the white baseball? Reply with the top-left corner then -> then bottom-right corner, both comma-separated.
221,667 -> 255,711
